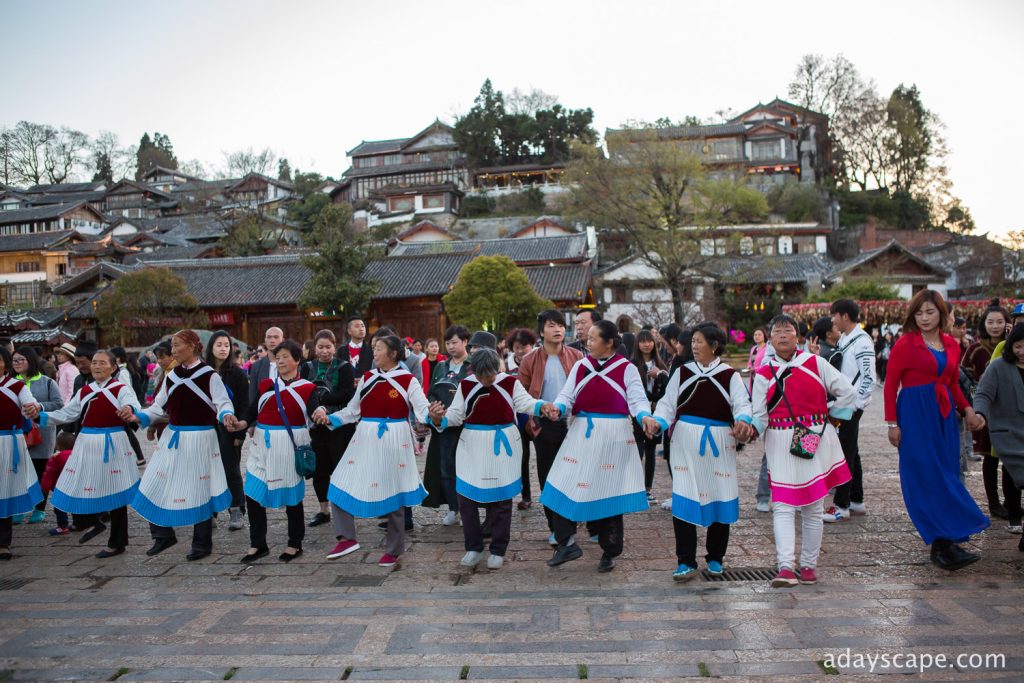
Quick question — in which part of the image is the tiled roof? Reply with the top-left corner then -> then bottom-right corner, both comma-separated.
137,214 -> 228,240
123,245 -> 218,265
145,255 -> 311,307
388,234 -> 588,264
342,158 -> 460,179
832,240 -> 949,278
51,262 -> 131,296
523,262 -> 592,303
702,253 -> 834,285
0,202 -> 98,226
10,326 -> 77,344
0,229 -> 75,253
24,191 -> 107,205
363,252 -> 475,300
347,138 -> 407,157
606,123 -> 748,142
0,307 -> 65,330
25,182 -> 105,194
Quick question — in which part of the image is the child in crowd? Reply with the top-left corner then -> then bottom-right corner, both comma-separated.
42,431 -> 76,535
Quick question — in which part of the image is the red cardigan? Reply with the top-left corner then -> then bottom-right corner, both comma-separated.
884,331 -> 970,422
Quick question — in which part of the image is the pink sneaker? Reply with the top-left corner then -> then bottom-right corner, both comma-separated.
378,553 -> 399,567
326,540 -> 360,560
799,567 -> 817,585
771,568 -> 799,588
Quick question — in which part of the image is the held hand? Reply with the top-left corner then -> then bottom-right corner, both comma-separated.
541,403 -> 561,421
22,403 -> 40,420
967,413 -> 986,432
233,419 -> 248,433
641,416 -> 660,439
222,414 -> 239,431
732,422 -> 751,442
311,407 -> 327,424
887,426 -> 901,448
146,426 -> 158,442
117,405 -> 138,422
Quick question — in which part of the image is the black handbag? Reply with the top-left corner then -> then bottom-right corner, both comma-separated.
770,365 -> 825,460
273,380 -> 316,479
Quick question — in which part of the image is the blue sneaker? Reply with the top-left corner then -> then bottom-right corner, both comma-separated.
11,513 -> 26,525
706,560 -> 724,576
27,509 -> 45,524
673,563 -> 698,582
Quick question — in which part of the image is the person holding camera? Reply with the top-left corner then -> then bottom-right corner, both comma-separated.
300,330 -> 355,528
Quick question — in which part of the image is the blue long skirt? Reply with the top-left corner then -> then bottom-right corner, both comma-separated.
897,384 -> 989,545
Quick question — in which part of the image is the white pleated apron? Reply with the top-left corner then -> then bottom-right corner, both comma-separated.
0,429 -> 43,518
327,417 -> 426,518
456,423 -> 522,503
670,416 -> 739,526
132,424 -> 230,526
52,427 -> 140,514
245,423 -> 308,508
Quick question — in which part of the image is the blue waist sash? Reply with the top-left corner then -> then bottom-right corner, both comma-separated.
81,426 -> 123,463
677,415 -> 730,457
256,422 -> 305,448
576,411 -> 628,439
0,429 -> 22,473
167,424 -> 215,449
464,423 -> 516,457
362,417 -> 406,439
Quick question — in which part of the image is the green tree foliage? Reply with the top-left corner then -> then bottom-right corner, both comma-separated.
565,137 -> 767,321
92,151 -> 113,183
96,268 -> 208,346
885,84 -> 932,194
287,192 -> 331,229
442,255 -> 553,335
292,170 -> 326,198
454,80 -> 596,169
298,203 -> 382,314
277,158 -> 292,182
135,132 -> 178,179
804,279 -> 901,304
766,180 -> 826,222
220,215 -> 269,257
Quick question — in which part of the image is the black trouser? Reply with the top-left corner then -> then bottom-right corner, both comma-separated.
247,496 -> 304,550
215,425 -> 245,511
984,456 -> 1002,508
553,512 -> 623,559
1003,465 -> 1022,523
310,425 -> 349,503
519,426 -> 533,501
0,517 -> 11,547
125,425 -> 144,462
832,409 -> 863,508
31,459 -> 48,512
633,424 -> 658,491
534,418 -> 568,531
149,519 -> 213,553
107,506 -> 129,549
438,427 -> 463,513
459,495 -> 512,556
674,517 -> 730,567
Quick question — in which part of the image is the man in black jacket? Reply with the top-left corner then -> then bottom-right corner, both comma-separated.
247,326 -> 284,409
339,316 -> 373,380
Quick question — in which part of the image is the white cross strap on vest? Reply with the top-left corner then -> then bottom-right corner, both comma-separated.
0,378 -> 20,406
465,374 -> 516,420
81,380 -> 125,415
165,365 -> 217,412
573,356 -> 629,402
259,379 -> 312,426
679,362 -> 732,405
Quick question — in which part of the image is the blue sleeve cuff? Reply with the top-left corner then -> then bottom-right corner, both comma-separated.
432,416 -> 449,432
137,411 -> 152,428
634,410 -> 652,427
829,407 -> 853,421
327,414 -> 343,430
736,413 -> 764,434
653,416 -> 669,433
533,402 -> 544,417
38,412 -> 49,428
555,403 -> 568,418
218,410 -> 234,424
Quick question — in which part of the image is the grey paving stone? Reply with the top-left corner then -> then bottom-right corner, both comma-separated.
349,666 -> 463,680
7,669 -> 122,681
230,667 -> 348,680
119,667 -> 229,681
467,665 -> 583,679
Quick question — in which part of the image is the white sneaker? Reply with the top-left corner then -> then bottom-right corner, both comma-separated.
660,498 -> 672,511
487,554 -> 504,569
1008,523 -> 1023,534
460,550 -> 483,567
822,506 -> 850,523
548,532 -> 557,546
849,502 -> 867,516
228,507 -> 244,531
755,501 -> 771,513
442,511 -> 458,526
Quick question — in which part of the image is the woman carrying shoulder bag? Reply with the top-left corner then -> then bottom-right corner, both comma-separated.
11,347 -> 63,525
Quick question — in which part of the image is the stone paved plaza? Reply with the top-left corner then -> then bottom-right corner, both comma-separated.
2,389 -> 1022,681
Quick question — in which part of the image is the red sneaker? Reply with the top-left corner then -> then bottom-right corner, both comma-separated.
378,553 -> 399,567
771,568 -> 799,588
326,540 -> 360,560
798,567 -> 817,585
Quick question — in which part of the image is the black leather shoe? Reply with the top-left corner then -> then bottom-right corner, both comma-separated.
146,537 -> 177,556
95,547 -> 125,559
0,550 -> 12,561
279,548 -> 303,562
597,556 -> 615,573
1018,536 -> 1024,553
947,544 -> 980,570
240,547 -> 270,564
78,524 -> 107,544
547,543 -> 583,567
931,542 -> 979,571
308,512 -> 330,527
186,549 -> 211,562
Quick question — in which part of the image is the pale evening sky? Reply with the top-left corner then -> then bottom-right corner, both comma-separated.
2,0 -> 1021,238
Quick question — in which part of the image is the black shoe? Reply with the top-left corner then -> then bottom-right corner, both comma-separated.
95,547 -> 125,559
279,548 -> 303,562
0,550 -> 11,561
377,520 -> 388,529
308,512 -> 330,527
597,556 -> 615,573
240,547 -> 269,564
377,520 -> 415,531
990,503 -> 1009,520
78,524 -> 107,544
99,512 -> 110,524
547,543 -> 583,567
146,537 -> 178,556
1018,536 -> 1024,553
186,549 -> 211,562
931,542 -> 979,571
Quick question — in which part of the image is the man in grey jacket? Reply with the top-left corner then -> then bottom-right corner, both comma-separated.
824,299 -> 876,522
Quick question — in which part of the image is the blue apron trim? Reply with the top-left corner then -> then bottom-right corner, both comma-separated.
81,426 -> 122,463
51,481 -> 139,516
0,429 -> 21,474
677,415 -> 730,457
166,424 -> 215,450
539,483 -> 648,522
363,417 -> 406,439
244,475 -> 305,509
256,423 -> 296,448
327,483 -> 426,518
464,423 -> 516,457
131,487 -> 232,527
576,411 -> 628,439
456,476 -> 522,504
671,493 -> 739,526
0,481 -> 43,518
